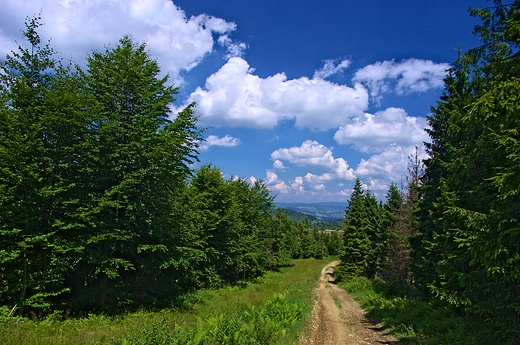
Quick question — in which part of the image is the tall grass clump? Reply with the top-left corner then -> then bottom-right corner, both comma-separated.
338,277 -> 497,344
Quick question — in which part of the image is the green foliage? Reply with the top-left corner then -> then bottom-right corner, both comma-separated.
339,179 -> 372,278
127,294 -> 300,345
123,288 -> 304,345
0,18 -> 205,313
0,14 -> 85,315
382,149 -> 423,284
0,259 -> 326,345
339,277 -> 497,345
184,165 -> 272,286
413,1 -> 520,343
338,179 -> 387,280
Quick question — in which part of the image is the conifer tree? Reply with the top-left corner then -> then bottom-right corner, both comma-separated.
266,208 -> 296,267
71,36 -> 201,310
416,1 -> 520,341
339,179 -> 371,277
364,190 -> 386,277
384,148 -> 423,283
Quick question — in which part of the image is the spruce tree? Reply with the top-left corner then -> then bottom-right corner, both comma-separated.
339,179 -> 371,277
72,36 -> 201,310
416,1 -> 520,341
384,148 -> 423,283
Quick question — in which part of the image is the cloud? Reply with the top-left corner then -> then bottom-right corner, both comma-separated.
218,35 -> 248,59
352,58 -> 450,100
272,160 -> 287,171
265,170 -> 290,194
247,176 -> 258,186
271,140 -> 335,167
263,140 -> 360,200
199,134 -> 242,151
313,58 -> 351,79
183,57 -> 368,129
291,177 -> 305,192
0,0 -> 238,80
333,107 -> 429,152
354,144 -> 427,187
271,140 -> 356,180
266,137 -> 430,201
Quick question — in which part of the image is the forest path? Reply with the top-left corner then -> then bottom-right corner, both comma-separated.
300,261 -> 400,345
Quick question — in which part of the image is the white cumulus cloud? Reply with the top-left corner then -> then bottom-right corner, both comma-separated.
199,134 -> 242,151
271,140 -> 335,167
352,58 -> 450,101
265,170 -> 290,194
333,107 -> 429,152
0,0 -> 238,80
273,160 -> 287,171
271,140 -> 356,181
354,144 -> 427,188
184,57 -> 368,129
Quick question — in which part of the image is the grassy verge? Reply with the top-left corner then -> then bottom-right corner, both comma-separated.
338,277 -> 496,345
0,259 -> 327,345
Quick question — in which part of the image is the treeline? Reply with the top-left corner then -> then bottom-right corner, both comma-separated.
336,173 -> 414,283
338,1 -> 520,343
0,18 -> 340,316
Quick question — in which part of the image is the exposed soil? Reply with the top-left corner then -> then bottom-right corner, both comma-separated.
300,261 -> 400,345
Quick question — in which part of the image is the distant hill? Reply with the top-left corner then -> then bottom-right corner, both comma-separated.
276,207 -> 343,230
275,202 -> 346,221
283,209 -> 318,222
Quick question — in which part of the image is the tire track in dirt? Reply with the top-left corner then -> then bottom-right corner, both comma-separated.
301,261 -> 400,345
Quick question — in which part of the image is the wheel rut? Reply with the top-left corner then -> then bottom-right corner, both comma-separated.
301,261 -> 400,345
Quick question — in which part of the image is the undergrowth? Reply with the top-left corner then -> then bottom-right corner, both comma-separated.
338,277 -> 497,345
0,259 -> 327,345
119,293 -> 302,345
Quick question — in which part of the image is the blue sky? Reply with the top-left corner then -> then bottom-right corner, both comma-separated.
0,0 -> 489,203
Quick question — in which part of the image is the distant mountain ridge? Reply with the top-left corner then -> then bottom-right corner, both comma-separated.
276,202 -> 346,221
283,209 -> 318,222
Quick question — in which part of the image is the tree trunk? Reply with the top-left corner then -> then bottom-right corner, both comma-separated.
18,250 -> 27,317
96,273 -> 108,311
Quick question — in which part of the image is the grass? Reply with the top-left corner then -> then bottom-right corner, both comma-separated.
326,286 -> 343,310
0,259 -> 328,345
338,277 -> 497,345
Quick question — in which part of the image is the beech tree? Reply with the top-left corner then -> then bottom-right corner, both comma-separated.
0,16 -> 84,314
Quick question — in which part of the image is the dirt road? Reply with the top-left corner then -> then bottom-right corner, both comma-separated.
301,261 -> 400,345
